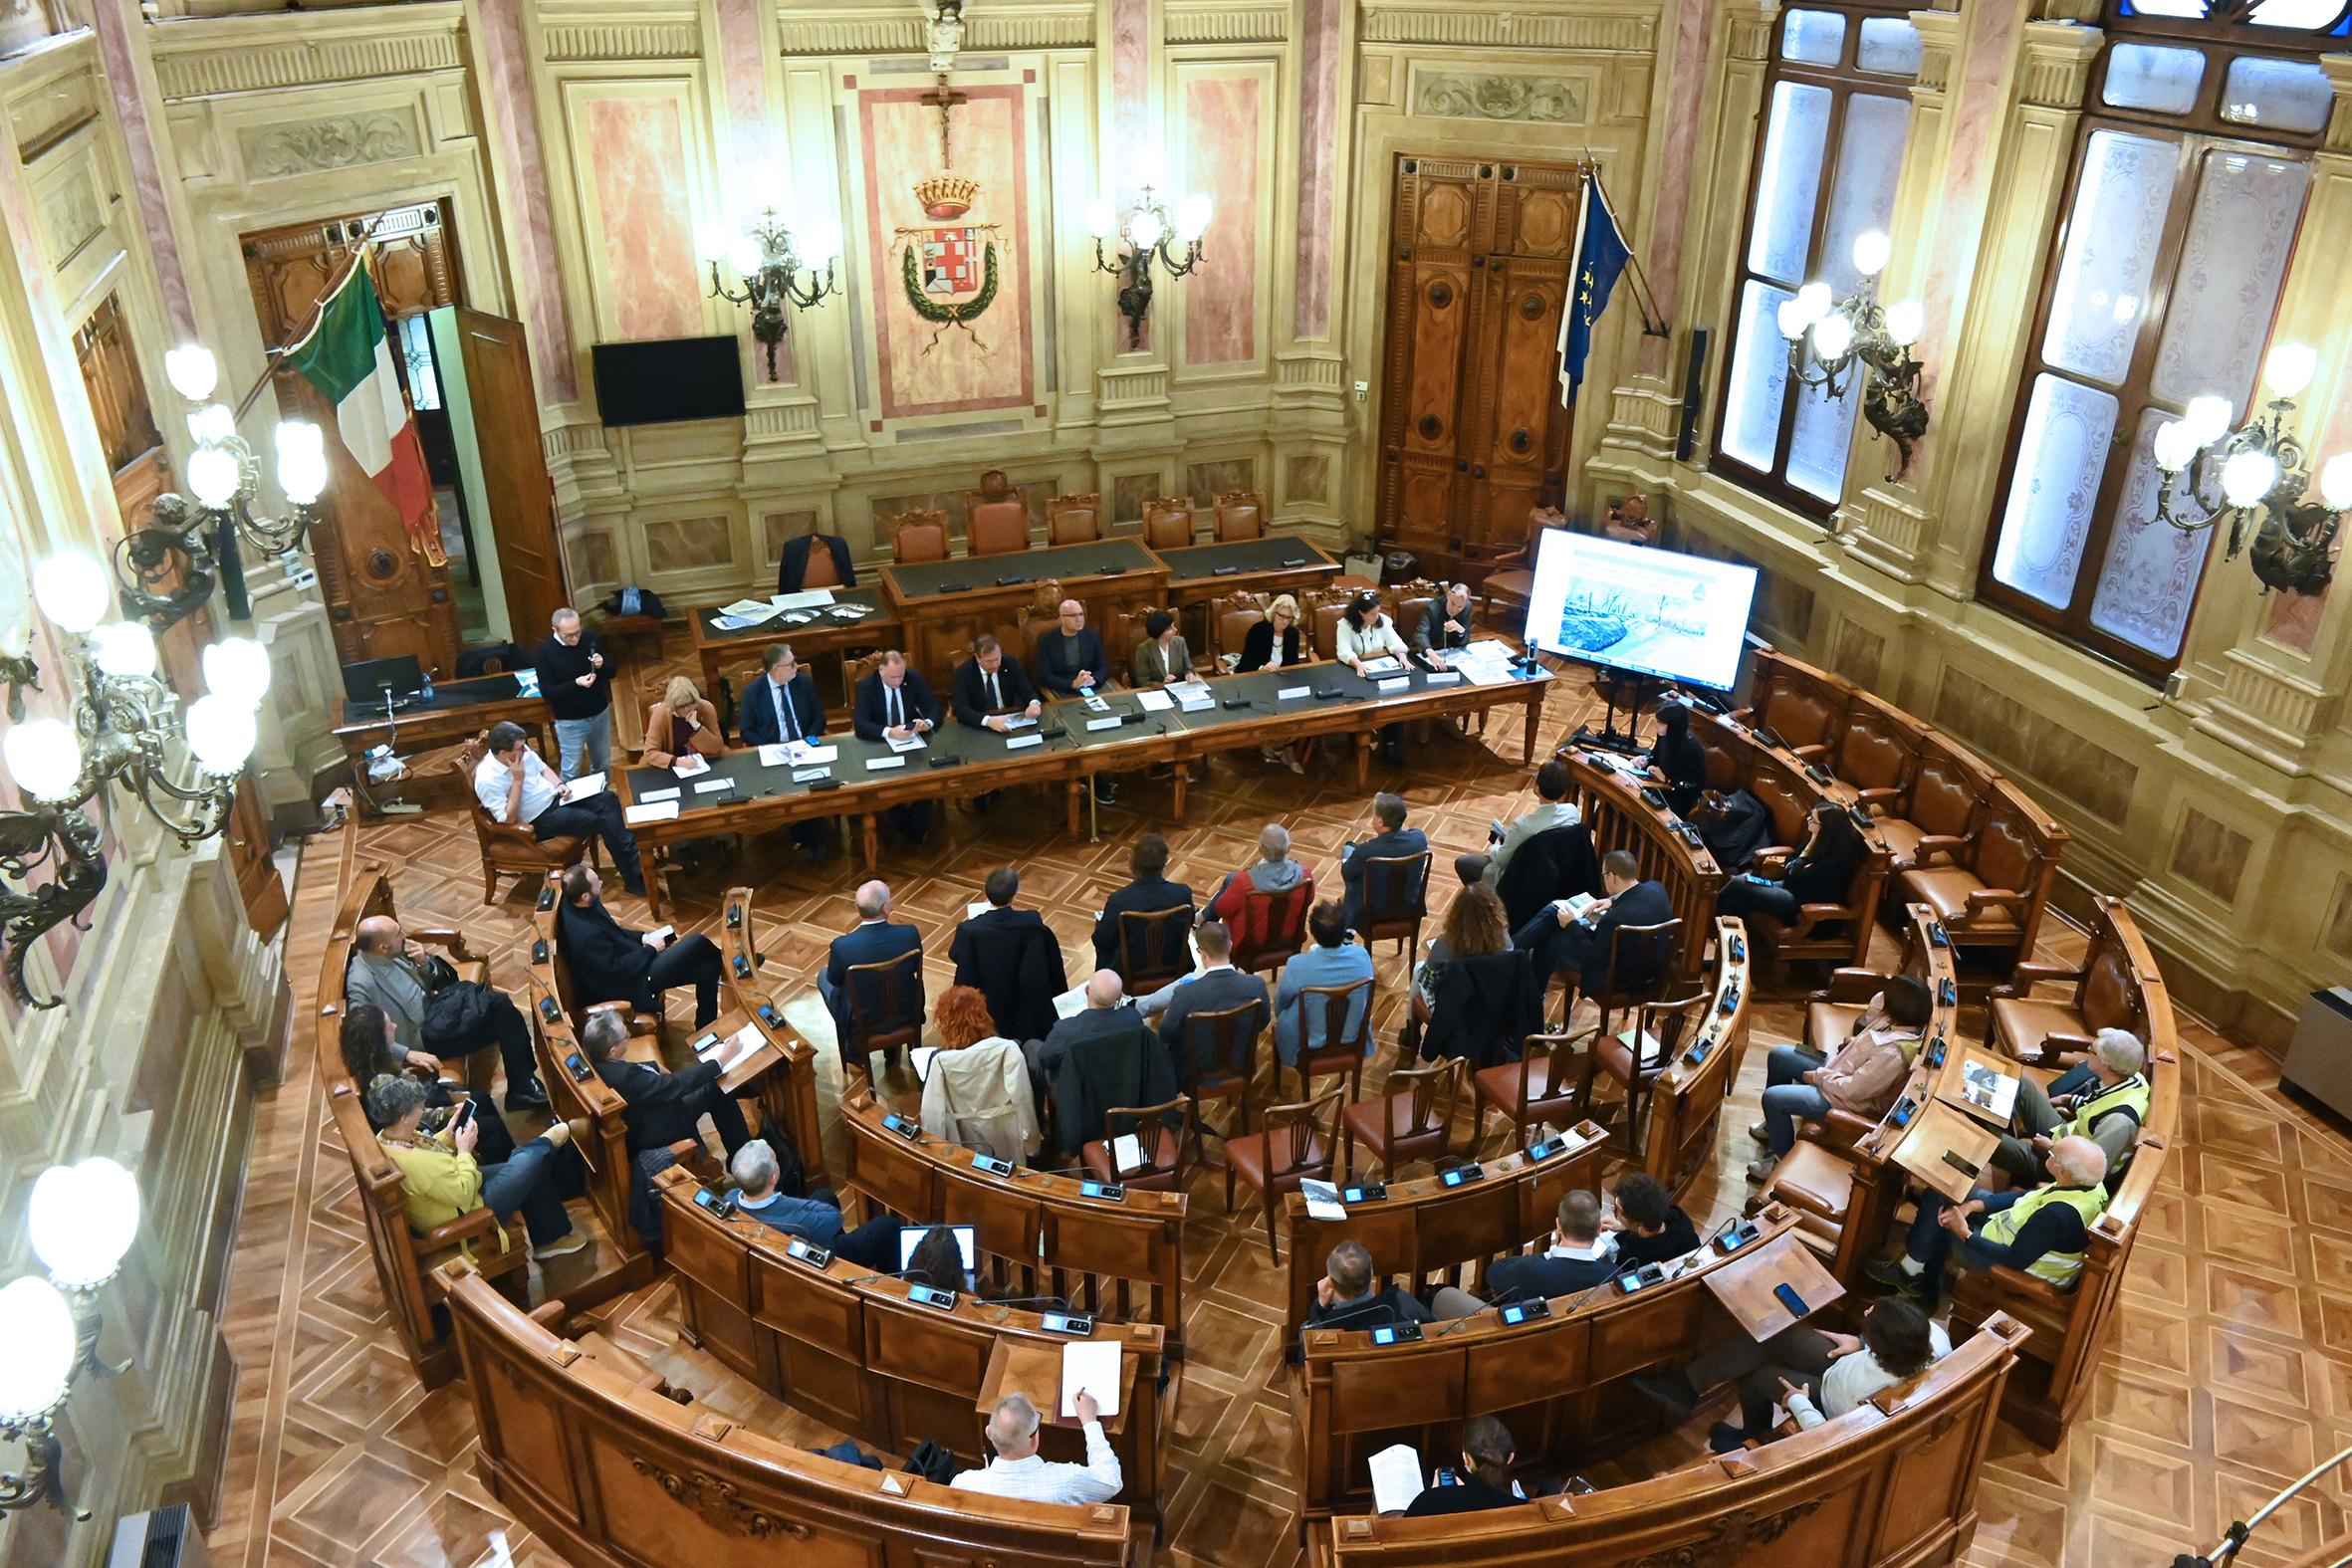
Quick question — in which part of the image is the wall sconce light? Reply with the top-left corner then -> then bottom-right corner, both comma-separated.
0,550 -> 269,1008
700,210 -> 843,380
2151,342 -> 2349,595
1776,230 -> 1930,479
0,1155 -> 142,1523
1084,184 -> 1212,349
129,344 -> 325,631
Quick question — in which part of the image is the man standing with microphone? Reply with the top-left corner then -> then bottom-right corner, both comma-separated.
532,606 -> 614,778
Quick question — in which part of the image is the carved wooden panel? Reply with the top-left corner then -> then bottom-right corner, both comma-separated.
242,202 -> 461,674
1376,156 -> 1580,579
73,294 -> 162,475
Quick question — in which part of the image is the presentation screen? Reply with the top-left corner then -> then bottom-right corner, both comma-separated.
1523,530 -> 1759,692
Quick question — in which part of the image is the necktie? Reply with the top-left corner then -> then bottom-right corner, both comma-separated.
890,686 -> 904,730
775,679 -> 796,743
987,670 -> 1001,710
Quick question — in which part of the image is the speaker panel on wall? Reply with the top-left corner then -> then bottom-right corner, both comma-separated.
1675,326 -> 1710,463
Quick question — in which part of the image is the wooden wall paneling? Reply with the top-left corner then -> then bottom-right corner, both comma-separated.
1378,156 -> 1483,565
452,308 -> 568,638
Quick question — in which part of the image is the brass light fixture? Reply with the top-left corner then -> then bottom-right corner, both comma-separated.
2150,342 -> 2350,595
1084,183 -> 1213,348
700,210 -> 844,379
1776,230 -> 1930,479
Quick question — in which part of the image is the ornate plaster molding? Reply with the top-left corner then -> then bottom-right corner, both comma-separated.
1165,5 -> 1287,44
1358,4 -> 1657,53
2015,21 -> 2105,111
542,21 -> 701,60
151,12 -> 465,102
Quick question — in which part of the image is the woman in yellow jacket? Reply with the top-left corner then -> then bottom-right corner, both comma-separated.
367,1074 -> 590,1260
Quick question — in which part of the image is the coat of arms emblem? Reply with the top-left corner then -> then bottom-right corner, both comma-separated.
891,81 -> 1005,351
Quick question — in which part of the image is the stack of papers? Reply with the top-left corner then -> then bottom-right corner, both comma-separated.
771,588 -> 835,610
1358,656 -> 1404,676
718,598 -> 780,621
886,734 -> 928,754
1112,1133 -> 1146,1175
1300,1178 -> 1347,1222
1368,1446 -> 1426,1514
1053,983 -> 1088,1019
623,800 -> 680,825
672,753 -> 711,779
1175,683 -> 1215,711
1058,1342 -> 1122,1418
1135,688 -> 1175,713
560,772 -> 607,803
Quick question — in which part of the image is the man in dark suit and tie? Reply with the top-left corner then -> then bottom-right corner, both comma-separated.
582,1008 -> 751,1159
1339,792 -> 1429,933
1513,848 -> 1675,1003
1035,598 -> 1115,805
852,650 -> 942,842
950,634 -> 1042,811
948,866 -> 1067,1041
1138,920 -> 1269,1086
818,880 -> 924,1056
736,642 -> 829,858
556,863 -> 726,1027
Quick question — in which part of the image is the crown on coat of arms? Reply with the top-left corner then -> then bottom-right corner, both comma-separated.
914,172 -> 979,219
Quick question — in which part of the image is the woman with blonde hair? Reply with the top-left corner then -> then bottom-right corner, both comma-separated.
1237,594 -> 1309,772
920,984 -> 1042,1164
640,674 -> 724,768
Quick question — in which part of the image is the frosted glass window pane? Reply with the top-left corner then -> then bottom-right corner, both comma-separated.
1816,95 -> 1913,296
1787,374 -> 1859,502
1748,82 -> 1834,285
2221,58 -> 2335,131
2041,130 -> 2176,385
2124,0 -> 2208,16
2103,44 -> 2207,112
1856,18 -> 1922,77
2089,408 -> 2214,657
1993,375 -> 2120,608
2150,151 -> 2308,406
1781,10 -> 1846,65
2249,0 -> 2344,26
1723,280 -> 1795,473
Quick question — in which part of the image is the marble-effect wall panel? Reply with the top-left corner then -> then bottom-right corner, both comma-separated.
476,0 -> 579,401
713,0 -> 793,383
579,531 -> 619,584
1186,458 -> 1256,506
1914,0 -> 2021,428
581,96 -> 704,341
1831,615 -> 1884,692
764,509 -> 820,560
2171,807 -> 2251,905
1110,0 -> 1153,353
1113,473 -> 1159,522
1635,0 -> 1714,378
1286,454 -> 1330,506
1932,664 -> 2137,825
645,515 -> 734,571
1294,0 -> 1339,339
2325,874 -> 2352,962
1180,73 -> 1262,367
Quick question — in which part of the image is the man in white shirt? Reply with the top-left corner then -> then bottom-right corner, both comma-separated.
950,1391 -> 1122,1505
473,720 -> 644,893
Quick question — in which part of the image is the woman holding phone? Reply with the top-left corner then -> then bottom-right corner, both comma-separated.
367,1074 -> 589,1260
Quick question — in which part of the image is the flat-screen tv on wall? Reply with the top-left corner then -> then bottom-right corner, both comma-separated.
590,336 -> 746,426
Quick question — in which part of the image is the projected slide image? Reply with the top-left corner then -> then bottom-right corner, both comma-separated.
1525,532 -> 1759,691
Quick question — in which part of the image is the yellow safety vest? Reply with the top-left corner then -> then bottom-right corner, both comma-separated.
1980,1183 -> 2106,1288
2065,1072 -> 2148,1142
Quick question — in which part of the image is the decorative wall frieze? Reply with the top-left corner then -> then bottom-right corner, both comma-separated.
2199,650 -> 2330,762
1165,4 -> 1287,44
1910,10 -> 1961,98
774,6 -> 1091,54
542,21 -> 702,60
1358,4 -> 1657,53
1409,68 -> 1588,123
10,69 -> 100,162
1098,364 -> 1171,404
1275,353 -> 1344,389
2014,22 -> 2105,111
150,8 -> 466,103
746,399 -> 823,439
1723,5 -> 1774,64
237,112 -> 420,178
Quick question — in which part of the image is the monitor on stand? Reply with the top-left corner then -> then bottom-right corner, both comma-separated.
342,655 -> 426,714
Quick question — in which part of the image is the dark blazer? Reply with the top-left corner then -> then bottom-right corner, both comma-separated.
594,1055 -> 724,1154
948,906 -> 1067,1042
1651,730 -> 1709,817
1035,627 -> 1110,694
1584,878 -> 1677,996
1613,1204 -> 1701,1267
558,897 -> 657,1010
1422,949 -> 1542,1068
737,670 -> 826,749
1781,823 -> 1866,906
1495,823 -> 1604,932
1093,876 -> 1197,970
1483,1245 -> 1619,1304
1305,1283 -> 1434,1330
778,534 -> 856,594
1699,787 -> 1773,873
1412,599 -> 1474,656
532,631 -> 611,722
824,921 -> 924,1033
1341,826 -> 1429,930
1050,1017 -> 1177,1157
1237,620 -> 1302,673
1156,965 -> 1270,1084
950,655 -> 1040,729
852,669 -> 942,740
1403,1475 -> 1521,1518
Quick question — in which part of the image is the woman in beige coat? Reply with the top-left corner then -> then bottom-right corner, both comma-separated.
639,675 -> 724,768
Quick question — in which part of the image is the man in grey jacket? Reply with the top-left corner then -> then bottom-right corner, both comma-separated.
1484,759 -> 1581,887
345,915 -> 549,1111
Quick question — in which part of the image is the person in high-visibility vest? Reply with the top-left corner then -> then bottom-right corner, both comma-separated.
1991,1028 -> 2150,1185
1866,1136 -> 2110,1300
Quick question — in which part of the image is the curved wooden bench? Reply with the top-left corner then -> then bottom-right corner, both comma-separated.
440,1262 -> 1135,1568
1556,747 -> 1724,981
836,1086 -> 1188,1355
1279,1122 -> 1611,1348
1638,916 -> 1756,1200
720,883 -> 830,1192
1308,1311 -> 2029,1567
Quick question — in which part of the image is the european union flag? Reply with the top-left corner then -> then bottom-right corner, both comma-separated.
1557,173 -> 1631,403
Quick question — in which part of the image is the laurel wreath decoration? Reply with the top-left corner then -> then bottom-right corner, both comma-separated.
898,239 -> 1000,352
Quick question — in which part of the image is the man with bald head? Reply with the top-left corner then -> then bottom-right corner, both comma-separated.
345,914 -> 548,1110
1025,969 -> 1175,1155
817,880 -> 923,1057
951,1390 -> 1120,1504
1035,597 -> 1115,805
1870,1135 -> 2112,1302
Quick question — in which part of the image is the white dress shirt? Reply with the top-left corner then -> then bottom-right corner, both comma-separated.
474,747 -> 561,825
1788,1321 -> 1953,1429
949,1421 -> 1122,1505
764,675 -> 801,743
1335,614 -> 1409,665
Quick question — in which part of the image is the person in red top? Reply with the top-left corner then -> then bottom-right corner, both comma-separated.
1207,824 -> 1314,952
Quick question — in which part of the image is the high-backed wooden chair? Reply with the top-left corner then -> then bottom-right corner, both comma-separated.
1748,824 -> 1891,972
1583,917 -> 1683,1038
1228,879 -> 1315,978
1340,1057 -> 1464,1180
890,508 -> 950,564
1895,782 -> 2064,973
1354,851 -> 1431,959
1829,697 -> 1925,812
1290,976 -> 1374,1103
1214,590 -> 1266,666
540,872 -> 666,1044
963,472 -> 1031,557
842,950 -> 924,1078
1081,1096 -> 1192,1192
1736,659 -> 1851,761
1306,589 -> 1353,660
1578,991 -> 1709,1156
1141,496 -> 1195,550
1474,503 -> 1567,616
1211,490 -> 1266,542
1472,1030 -> 1587,1153
1225,1088 -> 1343,1263
1179,1002 -> 1266,1151
1115,905 -> 1196,995
1870,733 -> 1995,870
1989,895 -> 2154,1067
1046,493 -> 1102,545
454,734 -> 588,904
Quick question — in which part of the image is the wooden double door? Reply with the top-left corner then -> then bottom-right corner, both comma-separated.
1375,155 -> 1583,581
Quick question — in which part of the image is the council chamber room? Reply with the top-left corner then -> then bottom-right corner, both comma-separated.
3,0 -> 2352,1565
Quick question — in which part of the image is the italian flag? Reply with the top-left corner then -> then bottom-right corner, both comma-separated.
280,252 -> 444,564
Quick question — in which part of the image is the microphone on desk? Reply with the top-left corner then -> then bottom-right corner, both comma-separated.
981,1292 -> 1072,1313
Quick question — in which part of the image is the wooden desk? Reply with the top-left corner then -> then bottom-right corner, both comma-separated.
1639,915 -> 1755,1200
978,1336 -> 1140,1436
688,586 -> 897,711
331,673 -> 550,812
883,539 -> 1167,679
1153,536 -> 1342,606
717,884 -> 829,1191
1701,1229 -> 1845,1339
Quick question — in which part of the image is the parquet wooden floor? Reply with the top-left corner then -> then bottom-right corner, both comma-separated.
206,649 -> 2349,1568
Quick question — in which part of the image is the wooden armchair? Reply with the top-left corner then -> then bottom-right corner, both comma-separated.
1081,1096 -> 1192,1192
1306,590 -> 1351,661
1828,695 -> 1925,813
454,734 -> 588,904
1115,904 -> 1196,995
1734,656 -> 1852,761
1354,850 -> 1431,958
842,949 -> 924,1078
1989,894 -> 2155,1068
1870,733 -> 1995,871
1290,976 -> 1374,1104
963,472 -> 1031,557
1228,878 -> 1316,977
1179,1002 -> 1266,1152
1895,781 -> 2065,973
1225,1088 -> 1342,1263
1340,1057 -> 1463,1180
1748,802 -> 1891,971
1472,503 -> 1567,615
1211,490 -> 1266,542
1473,1029 -> 1588,1154
1579,990 -> 1710,1157
890,508 -> 950,564
1141,496 -> 1196,550
538,870 -> 663,1041
1213,590 -> 1265,666
1046,492 -> 1102,545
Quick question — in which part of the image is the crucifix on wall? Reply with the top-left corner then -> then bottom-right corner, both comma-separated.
921,73 -> 967,170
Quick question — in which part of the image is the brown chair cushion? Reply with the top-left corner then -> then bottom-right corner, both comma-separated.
1484,567 -> 1535,606
1472,1059 -> 1579,1123
1989,997 -> 2085,1059
1343,1090 -> 1433,1152
1805,1002 -> 1864,1056
1906,759 -> 1981,839
1898,866 -> 2017,931
1873,815 -> 1928,867
1081,1137 -> 1179,1188
1764,1140 -> 1856,1223
1590,1028 -> 1665,1087
969,500 -> 1030,556
1224,1129 -> 1327,1194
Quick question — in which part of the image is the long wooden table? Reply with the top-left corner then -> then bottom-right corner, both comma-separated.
614,642 -> 1551,916
1154,535 -> 1340,606
883,538 -> 1168,677
688,584 -> 897,708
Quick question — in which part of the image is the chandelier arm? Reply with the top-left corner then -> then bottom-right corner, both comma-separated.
118,758 -> 237,846
0,806 -> 107,1010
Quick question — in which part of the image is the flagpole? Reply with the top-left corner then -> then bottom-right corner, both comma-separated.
229,212 -> 398,420
1583,159 -> 1669,336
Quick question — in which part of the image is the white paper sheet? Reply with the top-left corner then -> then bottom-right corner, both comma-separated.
719,598 -> 778,619
638,785 -> 682,803
1053,983 -> 1088,1018
1376,677 -> 1409,694
1006,734 -> 1044,751
1368,1445 -> 1426,1514
795,744 -> 839,765
560,772 -> 607,803
1059,1341 -> 1123,1419
623,801 -> 680,824
771,588 -> 836,610
1358,656 -> 1404,676
1462,664 -> 1512,687
1112,1133 -> 1145,1175
887,734 -> 928,753
1086,716 -> 1123,732
1134,688 -> 1175,712
865,757 -> 907,771
693,778 -> 734,793
672,753 -> 712,778
720,1021 -> 767,1073
758,744 -> 791,767
967,901 -> 992,920
1178,691 -> 1214,712
826,603 -> 873,620
1278,685 -> 1310,701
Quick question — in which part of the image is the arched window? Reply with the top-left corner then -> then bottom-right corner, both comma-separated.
1976,0 -> 2346,679
1713,4 -> 1923,515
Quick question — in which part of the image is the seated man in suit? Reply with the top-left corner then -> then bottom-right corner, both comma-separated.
347,913 -> 549,1111
1606,1171 -> 1701,1267
818,880 -> 923,1055
1034,598 -> 1116,806
1135,920 -> 1270,1085
1869,1136 -> 2110,1304
1458,1189 -> 1617,1312
950,634 -> 1042,811
557,863 -> 724,1028
734,643 -> 829,858
1483,760 -> 1579,888
1307,1238 -> 1440,1328
948,866 -> 1066,1043
582,1008 -> 750,1160
1025,969 -> 1144,1082
1512,849 -> 1672,1004
1034,970 -> 1173,1156
851,650 -> 941,842
1340,791 -> 1428,933
723,1139 -> 898,1268
1091,832 -> 1195,972
1411,582 -> 1476,665
1275,900 -> 1374,1069
473,720 -> 644,894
